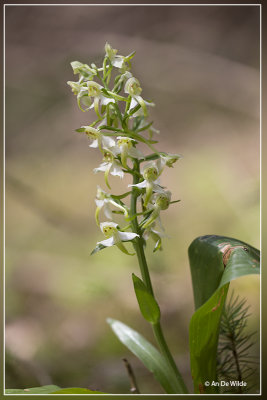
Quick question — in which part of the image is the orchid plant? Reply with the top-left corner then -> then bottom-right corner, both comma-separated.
5,44 -> 260,396
67,42 -> 187,392
65,44 -> 259,395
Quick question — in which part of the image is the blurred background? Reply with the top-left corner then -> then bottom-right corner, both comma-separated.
5,4 -> 260,394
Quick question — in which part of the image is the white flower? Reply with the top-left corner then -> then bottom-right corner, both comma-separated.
142,190 -> 172,229
157,153 -> 182,174
94,149 -> 124,189
70,61 -> 96,80
87,81 -> 115,117
77,126 -> 115,150
124,77 -> 154,117
143,222 -> 168,252
105,42 -> 126,69
95,186 -> 129,225
97,222 -> 139,255
128,162 -> 164,207
113,137 -> 144,167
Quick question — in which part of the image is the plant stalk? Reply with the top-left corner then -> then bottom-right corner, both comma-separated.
130,161 -> 188,394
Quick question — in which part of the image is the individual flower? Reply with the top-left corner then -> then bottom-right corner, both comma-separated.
142,190 -> 172,229
67,80 -> 84,95
76,126 -> 115,151
114,137 -> 144,167
143,222 -> 167,252
104,42 -> 126,69
70,61 -> 96,80
97,222 -> 139,255
157,153 -> 182,174
125,77 -> 153,117
94,149 -> 124,189
87,81 -> 115,117
95,186 -> 129,226
128,162 -> 163,207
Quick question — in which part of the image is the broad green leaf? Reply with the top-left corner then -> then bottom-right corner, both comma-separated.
5,385 -> 61,394
52,388 -> 106,394
107,318 -> 184,394
132,273 -> 160,324
189,235 -> 259,310
189,235 -> 260,394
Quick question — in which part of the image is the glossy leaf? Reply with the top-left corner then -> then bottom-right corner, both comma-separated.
107,318 -> 183,393
132,273 -> 160,324
189,235 -> 260,394
5,385 -> 61,394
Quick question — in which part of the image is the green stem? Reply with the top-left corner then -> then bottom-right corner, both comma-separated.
130,160 -> 188,394
130,162 -> 154,295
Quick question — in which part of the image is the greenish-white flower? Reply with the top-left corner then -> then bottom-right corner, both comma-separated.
87,81 -> 115,117
142,190 -> 172,229
114,136 -> 143,167
95,186 -> 129,226
105,42 -> 126,69
158,153 -> 182,173
70,61 -> 96,80
124,77 -> 153,117
94,149 -> 124,189
128,162 -> 163,207
143,222 -> 167,252
97,222 -> 139,255
77,126 -> 115,151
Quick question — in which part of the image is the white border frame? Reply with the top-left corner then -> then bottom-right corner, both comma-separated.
3,2 -> 262,396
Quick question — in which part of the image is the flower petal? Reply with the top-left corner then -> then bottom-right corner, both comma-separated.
94,162 -> 110,173
89,139 -> 98,148
110,164 -> 124,178
95,199 -> 105,208
100,95 -> 115,106
103,204 -> 113,220
128,147 -> 144,159
97,237 -> 115,247
102,136 -> 115,149
128,180 -> 147,189
113,57 -> 124,68
118,231 -> 139,241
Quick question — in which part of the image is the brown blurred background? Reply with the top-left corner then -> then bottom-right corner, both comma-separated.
5,5 -> 260,394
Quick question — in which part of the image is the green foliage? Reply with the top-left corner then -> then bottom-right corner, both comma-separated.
5,385 -> 61,394
6,386 -> 106,395
107,318 -> 183,394
217,292 -> 258,394
188,235 -> 260,394
132,273 -> 160,324
52,388 -> 106,394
